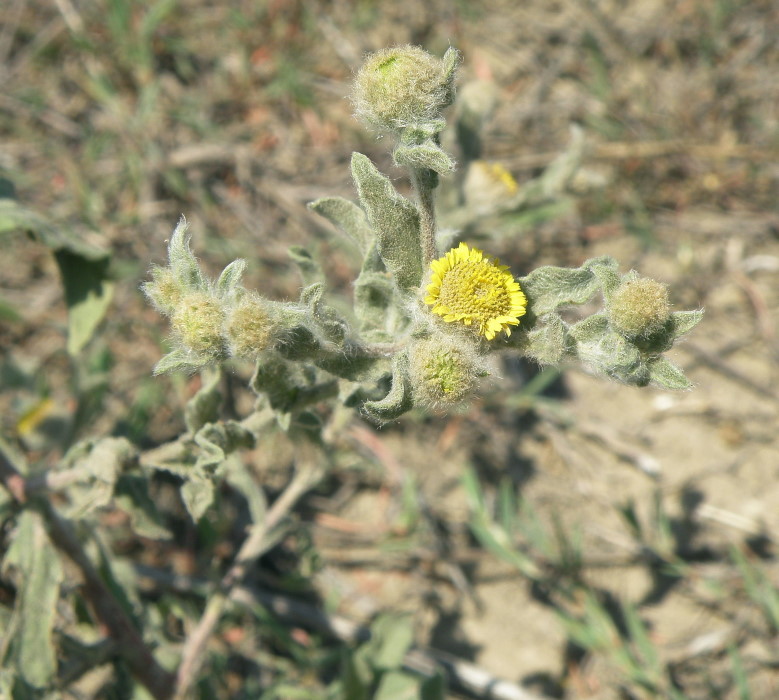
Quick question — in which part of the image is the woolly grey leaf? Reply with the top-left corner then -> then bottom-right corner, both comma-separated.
153,347 -> 206,375
288,246 -> 323,285
168,217 -> 205,290
393,143 -> 455,175
4,511 -> 62,688
351,153 -> 423,290
668,309 -> 704,339
181,475 -> 215,521
648,357 -> 693,390
520,256 -> 618,316
216,258 -> 246,297
362,353 -> 413,423
308,196 -> 374,255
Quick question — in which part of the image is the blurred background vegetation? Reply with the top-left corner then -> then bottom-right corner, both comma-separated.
1,1 -> 778,698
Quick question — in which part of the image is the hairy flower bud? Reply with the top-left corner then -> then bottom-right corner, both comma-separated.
352,45 -> 459,133
171,291 -> 225,357
225,296 -> 274,359
143,267 -> 184,316
608,277 -> 670,338
408,336 -> 483,407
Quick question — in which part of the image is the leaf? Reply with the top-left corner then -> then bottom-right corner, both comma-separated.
375,671 -> 419,700
288,246 -> 323,286
351,153 -> 422,290
4,511 -> 63,688
53,249 -> 114,355
167,216 -> 205,290
668,309 -> 704,339
519,256 -> 618,317
362,353 -> 413,423
181,474 -> 215,521
366,614 -> 415,671
393,142 -> 455,175
647,356 -> 692,390
153,347 -> 206,375
215,258 -> 246,298
114,474 -> 172,539
308,197 -> 374,255
185,368 -> 222,434
61,437 -> 135,519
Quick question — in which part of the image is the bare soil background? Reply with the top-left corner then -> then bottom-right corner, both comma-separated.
1,1 -> 778,698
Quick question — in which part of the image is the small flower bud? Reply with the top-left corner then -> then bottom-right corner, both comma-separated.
171,291 -> 225,357
608,277 -> 670,338
408,336 -> 483,407
225,296 -> 274,359
352,45 -> 459,133
143,267 -> 184,316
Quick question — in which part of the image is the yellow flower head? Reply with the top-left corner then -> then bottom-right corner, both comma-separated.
424,242 -> 527,340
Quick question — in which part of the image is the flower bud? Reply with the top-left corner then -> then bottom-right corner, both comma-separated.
171,291 -> 225,357
225,296 -> 274,359
352,45 -> 459,133
143,267 -> 184,316
408,336 -> 483,407
608,277 -> 670,338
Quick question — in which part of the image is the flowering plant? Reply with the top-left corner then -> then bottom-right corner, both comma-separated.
146,44 -> 702,428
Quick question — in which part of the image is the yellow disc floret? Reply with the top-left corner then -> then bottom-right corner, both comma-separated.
424,242 -> 527,340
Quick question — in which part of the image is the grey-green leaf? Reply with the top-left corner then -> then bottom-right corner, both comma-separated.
668,309 -> 704,339
53,249 -> 114,356
288,246 -> 323,286
167,217 -> 205,290
153,347 -> 206,375
520,256 -> 618,317
351,153 -> 423,290
367,613 -> 415,671
181,474 -> 215,521
362,354 -> 413,423
393,143 -> 455,175
216,258 -> 246,298
648,356 -> 693,390
308,196 -> 374,255
4,511 -> 63,688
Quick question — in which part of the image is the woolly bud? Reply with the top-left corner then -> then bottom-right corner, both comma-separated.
225,296 -> 274,359
408,335 -> 483,407
143,266 -> 184,316
352,45 -> 459,133
608,277 -> 670,338
171,291 -> 225,357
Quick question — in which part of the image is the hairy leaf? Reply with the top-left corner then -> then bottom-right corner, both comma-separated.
308,196 -> 374,255
351,153 -> 422,290
4,511 -> 63,688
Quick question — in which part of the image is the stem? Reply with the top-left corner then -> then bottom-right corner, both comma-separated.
0,443 -> 176,700
173,458 -> 323,699
411,167 -> 438,265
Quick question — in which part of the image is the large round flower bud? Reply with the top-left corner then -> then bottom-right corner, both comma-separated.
352,45 -> 459,133
608,277 -> 670,338
171,291 -> 225,357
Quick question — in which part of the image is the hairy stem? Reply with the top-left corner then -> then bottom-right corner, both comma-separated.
173,456 -> 324,699
411,167 -> 438,265
0,442 -> 176,700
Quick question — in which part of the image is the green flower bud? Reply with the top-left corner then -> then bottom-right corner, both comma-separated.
352,45 -> 459,133
171,291 -> 225,357
226,296 -> 274,359
143,266 -> 184,316
608,277 -> 670,338
408,336 -> 483,407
